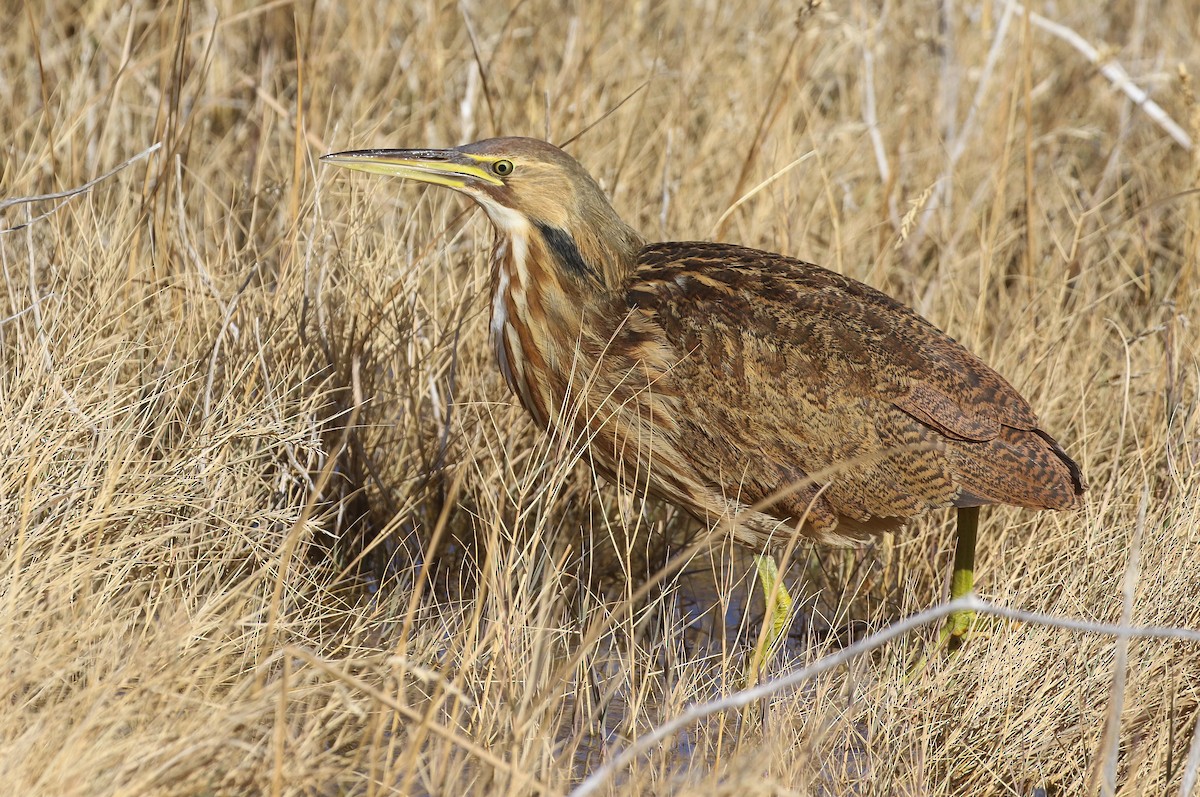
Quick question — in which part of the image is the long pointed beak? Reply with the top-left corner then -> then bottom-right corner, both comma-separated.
319,148 -> 503,189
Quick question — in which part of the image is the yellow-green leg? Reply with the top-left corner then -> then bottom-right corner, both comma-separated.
906,507 -> 982,678
938,505 -> 979,651
747,554 -> 793,679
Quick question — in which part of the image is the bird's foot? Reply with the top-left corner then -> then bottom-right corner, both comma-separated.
742,554 -> 794,687
905,608 -> 999,680
938,607 -> 977,652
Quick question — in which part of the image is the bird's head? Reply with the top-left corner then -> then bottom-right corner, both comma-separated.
321,136 -> 644,291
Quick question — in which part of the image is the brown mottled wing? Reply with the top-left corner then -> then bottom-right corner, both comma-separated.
626,242 -> 1084,538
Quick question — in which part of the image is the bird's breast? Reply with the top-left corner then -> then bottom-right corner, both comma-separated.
487,251 -> 722,528
489,235 -> 555,427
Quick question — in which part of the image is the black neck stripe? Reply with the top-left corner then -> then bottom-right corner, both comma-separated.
535,222 -> 599,282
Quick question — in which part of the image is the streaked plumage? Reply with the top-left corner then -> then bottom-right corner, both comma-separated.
322,135 -> 1085,578
606,241 -> 1085,547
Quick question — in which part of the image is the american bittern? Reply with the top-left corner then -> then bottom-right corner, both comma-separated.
322,137 -> 1086,655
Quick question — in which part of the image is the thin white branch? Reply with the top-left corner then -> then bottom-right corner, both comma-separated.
1181,711 -> 1200,797
861,32 -> 899,230
570,593 -> 1200,797
908,1 -> 1191,253
0,296 -> 52,326
909,0 -> 1014,252
1006,0 -> 1192,150
953,1 -> 1016,165
569,597 -> 967,797
0,142 -> 163,231
1099,489 -> 1146,796
861,39 -> 889,185
953,603 -> 1200,642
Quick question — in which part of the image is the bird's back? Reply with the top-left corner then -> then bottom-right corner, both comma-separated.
601,241 -> 1085,548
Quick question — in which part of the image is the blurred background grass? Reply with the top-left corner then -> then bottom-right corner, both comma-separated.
2,1 -> 1199,794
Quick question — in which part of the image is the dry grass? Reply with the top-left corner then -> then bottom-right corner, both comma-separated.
3,1 -> 1199,794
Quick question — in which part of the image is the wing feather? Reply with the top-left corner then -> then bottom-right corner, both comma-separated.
623,241 -> 1082,539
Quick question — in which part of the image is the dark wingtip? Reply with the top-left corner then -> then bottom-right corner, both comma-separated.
1034,428 -> 1087,499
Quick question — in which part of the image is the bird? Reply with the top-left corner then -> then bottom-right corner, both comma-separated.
321,136 -> 1086,657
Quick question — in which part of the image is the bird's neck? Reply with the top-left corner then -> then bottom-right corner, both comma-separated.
486,218 -> 643,426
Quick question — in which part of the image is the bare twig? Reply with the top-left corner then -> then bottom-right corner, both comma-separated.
907,0 -> 1014,253
571,591 -> 1200,797
917,603 -> 1200,643
909,0 -> 1191,255
570,598 -> 963,797
860,27 -> 899,230
1181,711 -> 1200,796
1005,0 -> 1192,149
1095,488 -> 1147,796
557,80 -> 652,151
458,3 -> 497,138
714,21 -> 803,240
708,151 -> 815,238
0,142 -> 162,232
0,298 -> 50,327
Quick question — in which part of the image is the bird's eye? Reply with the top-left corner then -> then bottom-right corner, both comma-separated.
492,159 -> 514,176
